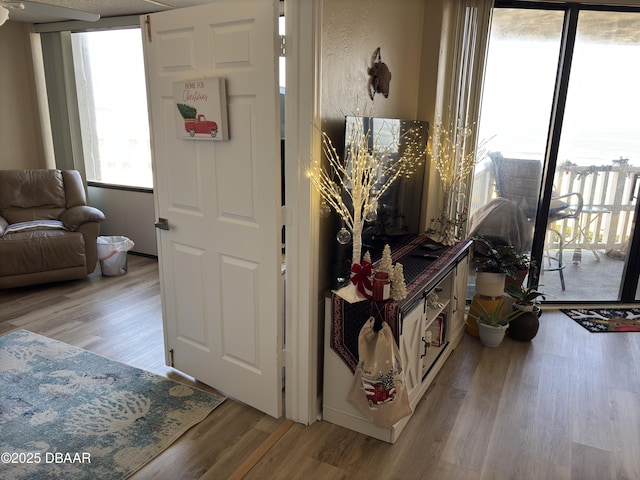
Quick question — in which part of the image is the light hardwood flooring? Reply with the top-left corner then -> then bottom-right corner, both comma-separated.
2,255 -> 640,479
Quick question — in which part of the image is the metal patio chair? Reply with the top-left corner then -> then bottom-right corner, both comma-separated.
489,152 -> 583,290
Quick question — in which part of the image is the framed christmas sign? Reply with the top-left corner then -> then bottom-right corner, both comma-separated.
173,77 -> 229,140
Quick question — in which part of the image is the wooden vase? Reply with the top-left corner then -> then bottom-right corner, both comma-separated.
508,306 -> 540,342
505,268 -> 527,288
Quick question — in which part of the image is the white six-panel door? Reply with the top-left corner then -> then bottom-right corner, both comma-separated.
142,0 -> 283,417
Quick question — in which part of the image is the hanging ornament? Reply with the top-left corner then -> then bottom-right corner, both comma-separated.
319,200 -> 332,218
336,227 -> 352,245
364,204 -> 377,223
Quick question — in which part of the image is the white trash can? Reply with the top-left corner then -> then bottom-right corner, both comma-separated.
97,236 -> 135,277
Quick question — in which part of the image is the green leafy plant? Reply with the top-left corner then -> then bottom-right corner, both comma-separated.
505,283 -> 546,306
512,251 -> 536,273
469,299 -> 523,327
472,236 -> 529,279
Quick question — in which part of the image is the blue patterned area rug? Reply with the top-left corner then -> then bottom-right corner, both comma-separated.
561,308 -> 640,333
0,330 -> 226,479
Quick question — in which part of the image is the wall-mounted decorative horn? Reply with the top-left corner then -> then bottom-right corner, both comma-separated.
367,47 -> 392,100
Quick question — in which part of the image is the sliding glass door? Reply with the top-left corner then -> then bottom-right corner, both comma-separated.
541,8 -> 640,301
469,3 -> 640,303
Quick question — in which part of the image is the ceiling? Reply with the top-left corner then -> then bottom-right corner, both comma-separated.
1,0 -> 216,24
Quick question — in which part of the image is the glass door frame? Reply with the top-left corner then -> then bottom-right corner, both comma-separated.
495,1 -> 640,303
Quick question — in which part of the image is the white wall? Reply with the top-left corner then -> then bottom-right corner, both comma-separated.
88,186 -> 157,256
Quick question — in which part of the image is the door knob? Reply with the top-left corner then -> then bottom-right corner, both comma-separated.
154,217 -> 170,230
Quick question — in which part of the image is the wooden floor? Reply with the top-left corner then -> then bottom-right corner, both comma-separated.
2,255 -> 640,479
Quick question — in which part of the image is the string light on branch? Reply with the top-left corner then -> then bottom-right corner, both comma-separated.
428,114 -> 492,245
429,118 -> 488,193
306,116 -> 428,267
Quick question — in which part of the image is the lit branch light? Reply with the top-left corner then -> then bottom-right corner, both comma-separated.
307,118 -> 428,267
428,116 -> 491,244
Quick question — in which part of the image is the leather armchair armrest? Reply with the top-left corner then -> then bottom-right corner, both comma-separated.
59,206 -> 106,231
0,216 -> 7,236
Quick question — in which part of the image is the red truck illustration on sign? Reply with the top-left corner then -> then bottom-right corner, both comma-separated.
173,77 -> 228,141
184,114 -> 218,138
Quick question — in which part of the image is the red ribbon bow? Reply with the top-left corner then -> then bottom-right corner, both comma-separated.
350,260 -> 373,299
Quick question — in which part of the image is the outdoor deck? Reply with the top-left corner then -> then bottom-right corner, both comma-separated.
467,248 -> 626,303
538,247 -> 626,302
468,161 -> 639,303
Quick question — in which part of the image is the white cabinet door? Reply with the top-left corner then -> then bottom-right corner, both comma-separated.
452,255 -> 470,341
399,304 -> 423,404
143,0 -> 283,417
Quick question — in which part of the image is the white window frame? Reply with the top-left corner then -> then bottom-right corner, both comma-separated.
37,16 -> 152,192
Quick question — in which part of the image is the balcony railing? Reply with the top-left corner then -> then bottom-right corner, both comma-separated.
470,161 -> 639,253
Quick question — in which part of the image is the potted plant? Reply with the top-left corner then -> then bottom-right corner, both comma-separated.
472,236 -> 522,296
504,252 -> 537,288
468,299 -> 523,347
505,283 -> 545,341
466,236 -> 517,337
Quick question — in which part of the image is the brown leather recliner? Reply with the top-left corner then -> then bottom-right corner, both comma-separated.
0,169 -> 105,288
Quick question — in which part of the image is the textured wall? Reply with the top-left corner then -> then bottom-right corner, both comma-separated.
321,0 -> 428,141
0,21 -> 46,170
318,0 -> 444,288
